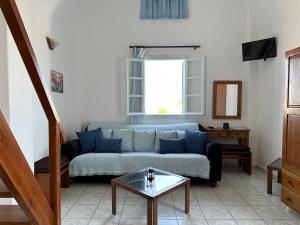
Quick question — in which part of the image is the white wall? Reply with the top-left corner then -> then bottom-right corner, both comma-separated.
50,0 -> 251,137
0,0 -> 62,167
4,0 -> 299,168
248,0 -> 300,169
0,12 -> 9,121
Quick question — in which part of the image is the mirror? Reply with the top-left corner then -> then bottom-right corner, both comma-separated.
213,80 -> 242,119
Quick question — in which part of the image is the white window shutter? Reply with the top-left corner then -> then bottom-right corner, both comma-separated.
184,57 -> 206,115
126,58 -> 145,115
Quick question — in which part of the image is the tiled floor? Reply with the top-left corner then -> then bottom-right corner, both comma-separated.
61,166 -> 300,225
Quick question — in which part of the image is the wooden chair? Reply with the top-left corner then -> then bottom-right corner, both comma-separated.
267,158 -> 282,194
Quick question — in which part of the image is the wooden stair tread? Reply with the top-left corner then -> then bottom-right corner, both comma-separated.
0,205 -> 30,224
0,179 -> 12,198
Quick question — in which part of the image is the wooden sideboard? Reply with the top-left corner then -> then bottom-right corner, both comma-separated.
206,127 -> 251,175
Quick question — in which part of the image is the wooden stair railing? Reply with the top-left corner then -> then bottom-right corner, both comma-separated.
0,0 -> 66,224
0,112 -> 54,225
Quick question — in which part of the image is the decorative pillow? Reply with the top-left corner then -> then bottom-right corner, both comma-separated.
76,128 -> 102,154
154,131 -> 177,152
159,138 -> 185,154
184,129 -> 208,155
133,130 -> 155,152
95,137 -> 122,153
102,129 -> 113,139
112,129 -> 134,152
176,130 -> 185,139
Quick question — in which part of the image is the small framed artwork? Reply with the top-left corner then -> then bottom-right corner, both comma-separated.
51,70 -> 63,93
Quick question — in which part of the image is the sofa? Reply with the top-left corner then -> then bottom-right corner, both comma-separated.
61,123 -> 222,185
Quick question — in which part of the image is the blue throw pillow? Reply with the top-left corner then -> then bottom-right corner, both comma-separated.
184,130 -> 208,155
76,128 -> 102,154
95,137 -> 122,153
159,138 -> 185,154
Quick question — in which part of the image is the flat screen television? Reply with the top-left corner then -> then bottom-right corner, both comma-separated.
242,37 -> 277,61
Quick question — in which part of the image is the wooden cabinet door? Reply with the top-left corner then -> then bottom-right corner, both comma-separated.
283,47 -> 300,177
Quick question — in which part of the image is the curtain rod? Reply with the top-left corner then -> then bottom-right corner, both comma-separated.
129,45 -> 201,50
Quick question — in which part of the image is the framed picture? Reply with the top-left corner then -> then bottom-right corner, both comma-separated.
51,70 -> 63,93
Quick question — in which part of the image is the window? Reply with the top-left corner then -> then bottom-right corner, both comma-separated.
145,59 -> 184,115
127,56 -> 206,116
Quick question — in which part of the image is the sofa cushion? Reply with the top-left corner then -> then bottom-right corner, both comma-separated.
102,129 -> 113,139
113,129 -> 134,152
176,130 -> 185,139
133,130 -> 155,152
154,131 -> 177,152
159,138 -> 185,154
95,137 -> 122,153
76,128 -> 102,154
185,130 -> 208,155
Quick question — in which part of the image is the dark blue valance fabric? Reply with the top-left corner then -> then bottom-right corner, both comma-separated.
140,0 -> 188,19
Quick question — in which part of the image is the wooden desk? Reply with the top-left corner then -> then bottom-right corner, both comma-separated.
206,127 -> 252,175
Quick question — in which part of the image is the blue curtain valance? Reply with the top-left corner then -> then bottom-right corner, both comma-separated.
140,0 -> 188,19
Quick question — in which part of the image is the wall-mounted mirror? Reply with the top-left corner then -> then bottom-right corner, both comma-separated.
213,80 -> 242,119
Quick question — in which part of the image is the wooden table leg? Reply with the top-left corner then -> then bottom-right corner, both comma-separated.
153,199 -> 158,225
267,168 -> 272,194
185,182 -> 190,214
277,170 -> 282,183
147,199 -> 153,225
112,184 -> 116,215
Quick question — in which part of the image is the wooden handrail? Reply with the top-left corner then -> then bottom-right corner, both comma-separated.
0,0 -> 67,224
0,111 -> 54,225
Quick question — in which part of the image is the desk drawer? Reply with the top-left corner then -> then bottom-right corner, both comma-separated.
282,186 -> 300,213
228,131 -> 248,138
208,131 -> 228,138
282,170 -> 300,196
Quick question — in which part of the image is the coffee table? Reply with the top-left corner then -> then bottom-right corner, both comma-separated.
111,167 -> 190,225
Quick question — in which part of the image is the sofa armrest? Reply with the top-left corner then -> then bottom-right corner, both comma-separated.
206,142 -> 222,181
61,139 -> 81,161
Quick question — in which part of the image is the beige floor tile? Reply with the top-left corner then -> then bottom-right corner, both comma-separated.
227,206 -> 260,219
124,194 -> 147,205
93,204 -> 122,219
89,219 -> 119,225
201,206 -> 233,220
100,194 -> 125,205
119,219 -> 147,225
234,186 -> 259,197
121,205 -> 147,219
84,184 -> 109,194
75,194 -> 103,204
62,219 -> 90,225
254,206 -> 289,220
244,195 -> 273,206
158,220 -> 179,225
158,204 -> 177,219
206,220 -> 237,225
61,204 -> 73,218
61,166 -> 294,225
65,204 -> 97,219
177,220 -> 208,225
176,205 -> 205,220
264,220 -> 298,225
61,193 -> 81,205
235,220 -> 266,225
196,194 -> 223,206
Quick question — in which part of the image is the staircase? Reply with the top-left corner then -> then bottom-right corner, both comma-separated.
0,0 -> 66,224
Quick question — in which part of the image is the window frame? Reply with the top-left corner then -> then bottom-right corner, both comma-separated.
126,56 -> 206,116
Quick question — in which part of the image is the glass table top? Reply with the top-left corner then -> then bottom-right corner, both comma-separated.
115,168 -> 187,197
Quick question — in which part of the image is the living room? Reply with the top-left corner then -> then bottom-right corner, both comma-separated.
0,0 -> 300,225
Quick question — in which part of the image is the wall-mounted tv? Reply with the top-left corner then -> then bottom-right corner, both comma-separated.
242,37 -> 277,61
